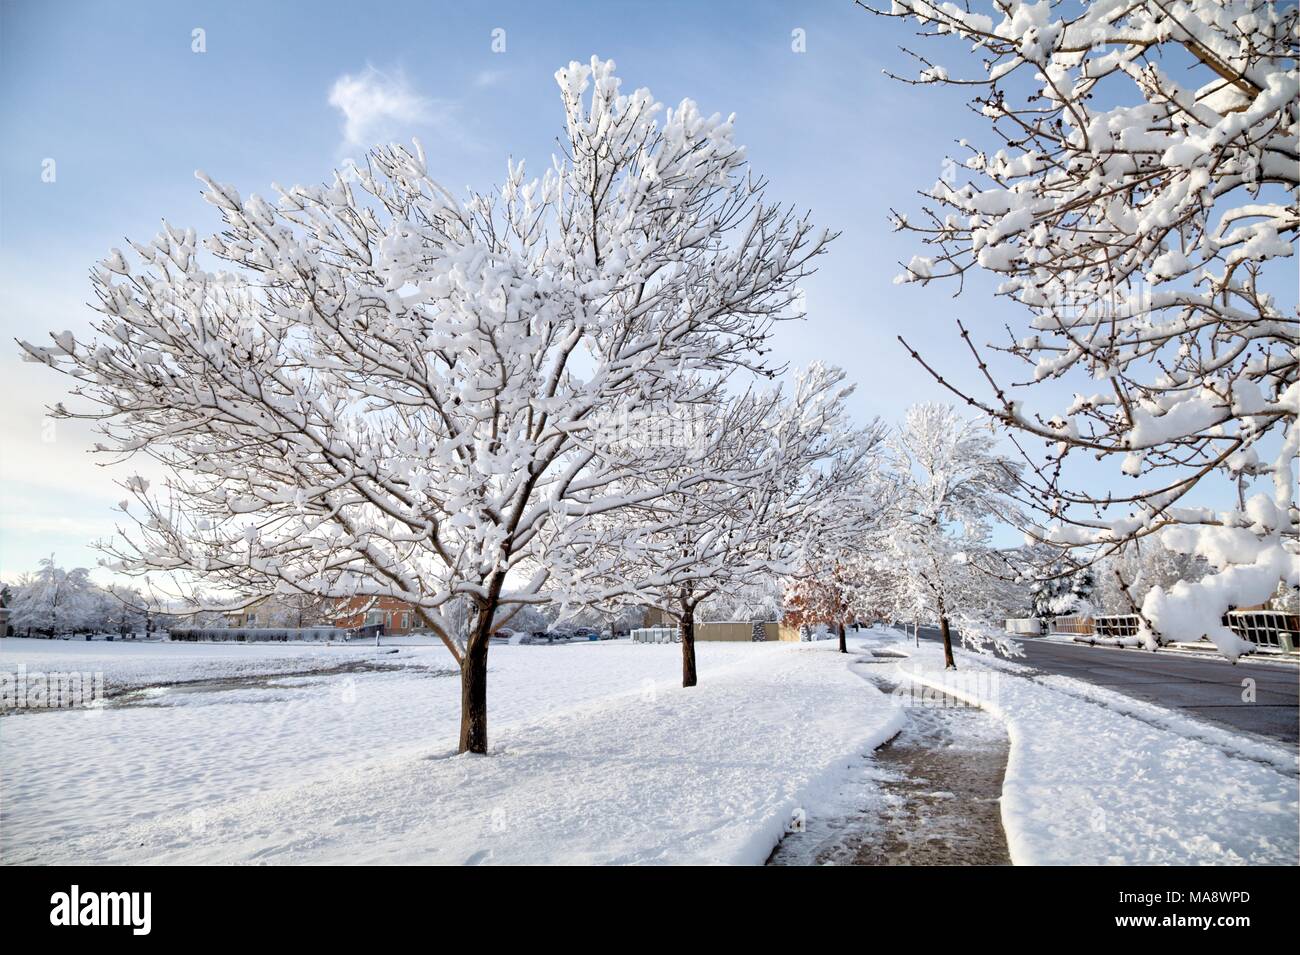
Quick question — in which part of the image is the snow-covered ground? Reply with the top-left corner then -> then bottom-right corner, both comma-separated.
889,631 -> 1299,865
3,630 -> 1295,865
0,636 -> 418,695
0,636 -> 902,864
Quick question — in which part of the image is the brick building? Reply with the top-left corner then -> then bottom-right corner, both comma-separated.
333,596 -> 418,634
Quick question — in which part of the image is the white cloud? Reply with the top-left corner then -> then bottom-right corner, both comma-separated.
328,66 -> 449,149
474,69 -> 508,88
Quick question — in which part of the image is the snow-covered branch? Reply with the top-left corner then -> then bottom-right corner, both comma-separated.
869,0 -> 1298,657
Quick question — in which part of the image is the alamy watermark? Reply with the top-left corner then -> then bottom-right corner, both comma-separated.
50,885 -> 151,935
1,665 -> 105,710
891,671 -> 1001,708
591,404 -> 713,454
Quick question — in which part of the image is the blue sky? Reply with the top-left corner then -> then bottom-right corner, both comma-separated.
0,0 -> 1256,580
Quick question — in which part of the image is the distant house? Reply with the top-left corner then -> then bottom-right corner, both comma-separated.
333,596 -> 418,635
222,594 -> 330,630
225,596 -> 271,629
635,606 -> 800,642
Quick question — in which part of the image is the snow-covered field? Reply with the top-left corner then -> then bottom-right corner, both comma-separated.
3,630 -> 1295,865
0,635 -> 902,864
0,636 -> 413,695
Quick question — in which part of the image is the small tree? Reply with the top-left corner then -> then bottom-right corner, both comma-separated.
19,57 -> 833,752
783,553 -> 883,653
599,365 -> 883,686
884,405 -> 1020,668
783,465 -> 899,653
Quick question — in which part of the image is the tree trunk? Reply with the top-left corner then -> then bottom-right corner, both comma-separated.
680,605 -> 698,688
939,615 -> 956,670
458,615 -> 493,754
838,621 -> 847,654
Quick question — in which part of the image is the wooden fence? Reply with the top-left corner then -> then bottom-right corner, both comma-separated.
1049,615 -> 1094,636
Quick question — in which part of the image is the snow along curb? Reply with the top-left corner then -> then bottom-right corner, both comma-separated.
893,643 -> 1298,865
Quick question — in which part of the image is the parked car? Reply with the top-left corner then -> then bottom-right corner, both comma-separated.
492,628 -> 533,646
523,628 -> 582,644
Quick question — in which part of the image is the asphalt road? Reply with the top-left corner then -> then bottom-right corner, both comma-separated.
912,625 -> 1300,745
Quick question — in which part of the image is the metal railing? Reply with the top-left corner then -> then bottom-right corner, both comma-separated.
1223,611 -> 1299,652
1079,611 -> 1297,652
1093,614 -> 1142,639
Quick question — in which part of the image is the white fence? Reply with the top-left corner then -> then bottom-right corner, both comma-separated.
630,626 -> 680,644
1004,618 -> 1042,635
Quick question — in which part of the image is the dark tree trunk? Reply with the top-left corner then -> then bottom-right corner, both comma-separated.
680,605 -> 698,688
939,615 -> 956,670
838,621 -> 847,654
458,612 -> 494,754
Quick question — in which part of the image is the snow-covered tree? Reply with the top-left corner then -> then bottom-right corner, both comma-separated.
257,593 -> 332,629
1094,539 -> 1209,616
783,550 -> 888,653
500,604 -> 549,635
698,574 -> 784,624
857,557 -> 915,628
873,0 -> 1298,658
19,57 -> 832,752
7,558 -> 100,636
598,364 -> 884,686
781,456 -> 900,653
1028,558 -> 1095,624
551,603 -> 643,635
884,404 -> 1021,667
96,584 -> 149,637
968,545 -> 1037,621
